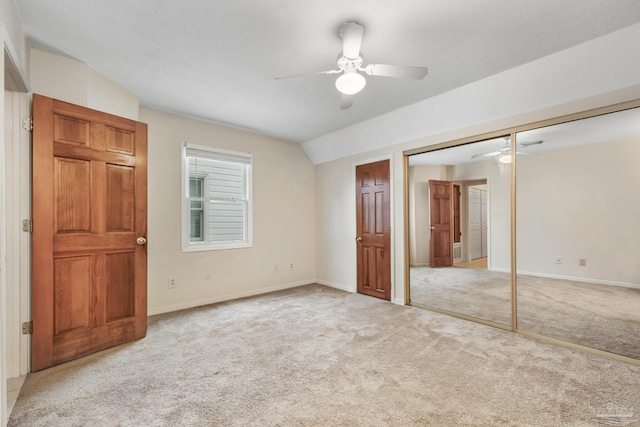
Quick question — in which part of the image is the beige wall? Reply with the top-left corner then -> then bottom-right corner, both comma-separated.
408,165 -> 446,267
517,138 -> 640,285
447,161 -> 511,271
30,49 -> 139,120
141,108 -> 316,314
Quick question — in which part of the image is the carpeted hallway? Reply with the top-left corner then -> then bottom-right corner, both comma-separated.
9,285 -> 640,426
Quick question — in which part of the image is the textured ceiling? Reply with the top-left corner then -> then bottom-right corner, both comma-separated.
16,0 -> 640,143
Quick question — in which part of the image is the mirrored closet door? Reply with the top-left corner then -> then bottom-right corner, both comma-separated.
407,137 -> 512,327
406,100 -> 640,363
515,106 -> 640,360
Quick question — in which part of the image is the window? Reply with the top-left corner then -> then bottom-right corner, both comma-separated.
182,143 -> 252,251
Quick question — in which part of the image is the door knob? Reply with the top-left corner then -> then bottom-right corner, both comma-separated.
430,226 -> 436,231
136,237 -> 147,246
356,236 -> 363,242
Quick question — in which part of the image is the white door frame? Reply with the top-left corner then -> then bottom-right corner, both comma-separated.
4,90 -> 31,379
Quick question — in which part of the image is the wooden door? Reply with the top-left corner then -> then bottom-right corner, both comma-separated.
429,180 -> 453,267
356,160 -> 391,301
32,94 -> 148,371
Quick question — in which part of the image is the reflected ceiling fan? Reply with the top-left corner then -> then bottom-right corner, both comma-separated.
471,140 -> 543,164
276,22 -> 429,109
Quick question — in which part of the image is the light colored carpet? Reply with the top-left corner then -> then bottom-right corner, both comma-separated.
410,267 -> 640,359
9,285 -> 640,426
410,267 -> 512,325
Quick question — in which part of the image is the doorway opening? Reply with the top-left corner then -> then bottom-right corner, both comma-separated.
454,180 -> 488,270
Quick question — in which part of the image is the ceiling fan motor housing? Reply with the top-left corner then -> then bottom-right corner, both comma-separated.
337,54 -> 364,72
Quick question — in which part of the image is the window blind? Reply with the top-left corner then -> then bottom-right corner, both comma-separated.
185,143 -> 251,165
183,142 -> 252,250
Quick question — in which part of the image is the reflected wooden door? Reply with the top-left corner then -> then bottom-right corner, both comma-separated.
429,180 -> 453,267
32,94 -> 148,371
355,160 -> 391,301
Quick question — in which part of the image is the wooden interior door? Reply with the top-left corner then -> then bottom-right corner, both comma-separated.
32,94 -> 148,371
429,180 -> 453,267
356,160 -> 391,301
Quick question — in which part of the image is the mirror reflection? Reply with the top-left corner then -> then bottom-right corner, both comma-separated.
408,138 -> 512,326
515,107 -> 640,359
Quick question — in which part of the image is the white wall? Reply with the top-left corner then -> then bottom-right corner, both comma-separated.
141,108 -> 316,314
1,1 -> 29,83
30,49 -> 139,120
517,138 -> 640,286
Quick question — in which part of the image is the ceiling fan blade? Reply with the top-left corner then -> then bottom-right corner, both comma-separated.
364,64 -> 428,80
340,22 -> 364,59
518,140 -> 543,147
471,151 -> 501,160
275,69 -> 341,80
340,94 -> 354,110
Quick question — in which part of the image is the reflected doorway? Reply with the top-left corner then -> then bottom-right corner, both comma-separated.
408,138 -> 512,327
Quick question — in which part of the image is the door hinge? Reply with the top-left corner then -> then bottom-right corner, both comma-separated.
22,219 -> 33,232
22,116 -> 33,132
22,321 -> 33,335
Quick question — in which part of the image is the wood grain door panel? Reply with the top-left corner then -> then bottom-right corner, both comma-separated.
32,94 -> 148,371
429,180 -> 454,267
106,164 -> 135,232
356,160 -> 391,300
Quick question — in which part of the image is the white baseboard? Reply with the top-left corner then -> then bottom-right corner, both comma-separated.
410,263 -> 429,267
315,279 -> 354,293
316,280 -> 405,306
516,271 -> 640,290
467,267 -> 639,290
147,279 -> 316,316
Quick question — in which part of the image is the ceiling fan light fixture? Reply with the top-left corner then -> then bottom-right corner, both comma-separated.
335,71 -> 366,95
498,153 -> 512,164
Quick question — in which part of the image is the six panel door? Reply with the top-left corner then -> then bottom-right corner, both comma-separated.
355,160 -> 391,301
32,94 -> 148,371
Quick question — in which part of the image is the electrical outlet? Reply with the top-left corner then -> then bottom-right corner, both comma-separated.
555,256 -> 563,265
289,262 -> 295,271
273,265 -> 279,273
168,277 -> 176,289
579,258 -> 587,267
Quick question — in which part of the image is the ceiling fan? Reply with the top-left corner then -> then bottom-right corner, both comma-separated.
471,140 -> 543,164
276,22 -> 429,109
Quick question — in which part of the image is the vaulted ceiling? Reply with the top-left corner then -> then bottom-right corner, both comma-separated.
16,0 -> 640,143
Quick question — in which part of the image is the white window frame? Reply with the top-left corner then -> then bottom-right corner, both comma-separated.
181,142 -> 253,252
188,175 -> 206,242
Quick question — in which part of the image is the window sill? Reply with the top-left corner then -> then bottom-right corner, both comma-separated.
181,241 -> 253,252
